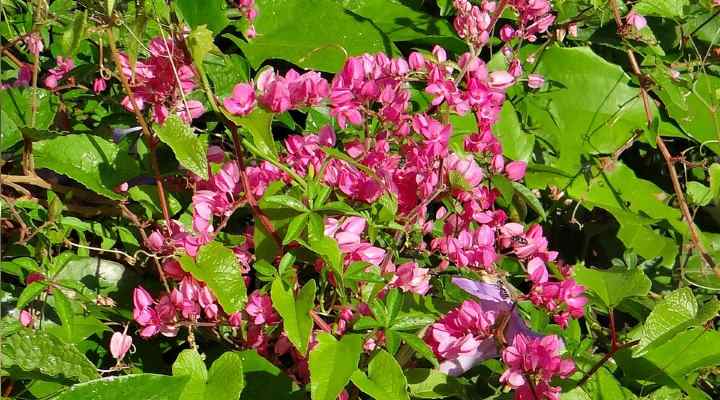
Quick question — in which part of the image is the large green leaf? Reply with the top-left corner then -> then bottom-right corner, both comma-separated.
34,134 -> 141,199
634,0 -> 688,18
1,328 -> 99,382
155,115 -> 208,180
239,0 -> 390,72
173,349 -> 208,400
574,265 -> 651,308
54,374 -> 189,400
652,72 -> 720,155
405,369 -> 465,399
643,327 -> 720,377
181,242 -> 248,313
633,288 -> 698,357
53,256 -> 135,298
0,87 -> 58,151
240,350 -> 301,400
205,352 -> 245,400
350,350 -> 409,400
271,278 -> 316,354
174,0 -> 229,35
308,333 -> 363,400
522,47 -> 653,186
337,0 -> 459,44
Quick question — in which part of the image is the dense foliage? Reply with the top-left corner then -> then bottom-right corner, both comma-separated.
2,1 -> 720,399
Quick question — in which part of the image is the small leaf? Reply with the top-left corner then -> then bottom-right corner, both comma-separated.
633,287 -> 698,357
62,10 -> 87,57
271,278 -> 316,354
686,181 -> 712,206
309,333 -> 363,400
182,242 -> 248,313
284,213 -> 308,245
396,332 -> 439,368
155,115 -> 208,180
511,181 -> 546,220
52,290 -> 74,338
264,195 -> 309,212
574,266 -> 651,308
16,281 -> 46,309
351,350 -> 409,400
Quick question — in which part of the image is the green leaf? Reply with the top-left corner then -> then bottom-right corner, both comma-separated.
308,333 -> 363,400
53,256 -> 134,298
0,87 -> 57,151
205,352 -> 245,400
396,332 -> 439,368
511,181 -> 546,220
182,242 -> 248,313
2,328 -> 99,382
52,290 -> 74,338
306,236 -> 344,283
34,134 -> 141,199
642,327 -> 720,377
521,47 -> 656,187
263,195 -> 309,212
574,266 -> 651,308
633,288 -> 698,357
174,0 -> 229,35
155,115 -> 208,180
240,350 -> 300,400
239,0 -> 390,72
173,349 -> 208,400
710,163 -> 720,204
494,101 -> 535,162
16,281 -> 46,309
687,182 -> 713,206
651,72 -> 720,155
284,213 -> 309,245
351,350 -> 409,400
271,278 -> 316,354
54,374 -> 189,400
634,0 -> 688,18
61,10 -> 87,56
224,107 -> 278,159
406,369 -> 465,399
205,54 -> 250,98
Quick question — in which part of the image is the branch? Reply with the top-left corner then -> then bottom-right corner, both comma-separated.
106,28 -> 172,225
607,0 -> 717,276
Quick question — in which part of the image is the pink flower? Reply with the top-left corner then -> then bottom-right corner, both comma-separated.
110,331 -> 133,360
500,25 -> 515,41
527,257 -> 548,284
93,78 -> 108,94
505,160 -> 527,181
246,291 -> 279,325
224,83 -> 257,116
527,74 -> 544,89
44,56 -> 74,89
390,262 -> 431,295
626,10 -> 647,30
500,334 -> 575,400
19,309 -> 32,327
24,32 -> 43,56
488,70 -> 515,90
408,52 -> 425,70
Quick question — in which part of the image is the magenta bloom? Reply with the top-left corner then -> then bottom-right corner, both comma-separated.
390,262 -> 431,295
626,10 -> 647,30
224,83 -> 256,116
505,160 -> 527,181
246,291 -> 280,325
500,334 -> 575,400
19,309 -> 32,327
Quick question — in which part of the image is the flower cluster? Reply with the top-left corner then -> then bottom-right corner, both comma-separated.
500,334 -> 575,400
118,36 -> 204,124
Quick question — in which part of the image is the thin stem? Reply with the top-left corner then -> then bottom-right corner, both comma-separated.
106,28 -> 172,225
606,0 -> 717,276
229,123 -> 283,250
310,309 -> 332,333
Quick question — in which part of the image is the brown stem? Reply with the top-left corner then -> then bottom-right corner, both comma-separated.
2,48 -> 23,67
576,340 -> 640,387
310,309 -> 332,333
228,123 -> 283,250
118,203 -> 171,292
606,0 -> 717,276
106,28 -> 171,225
